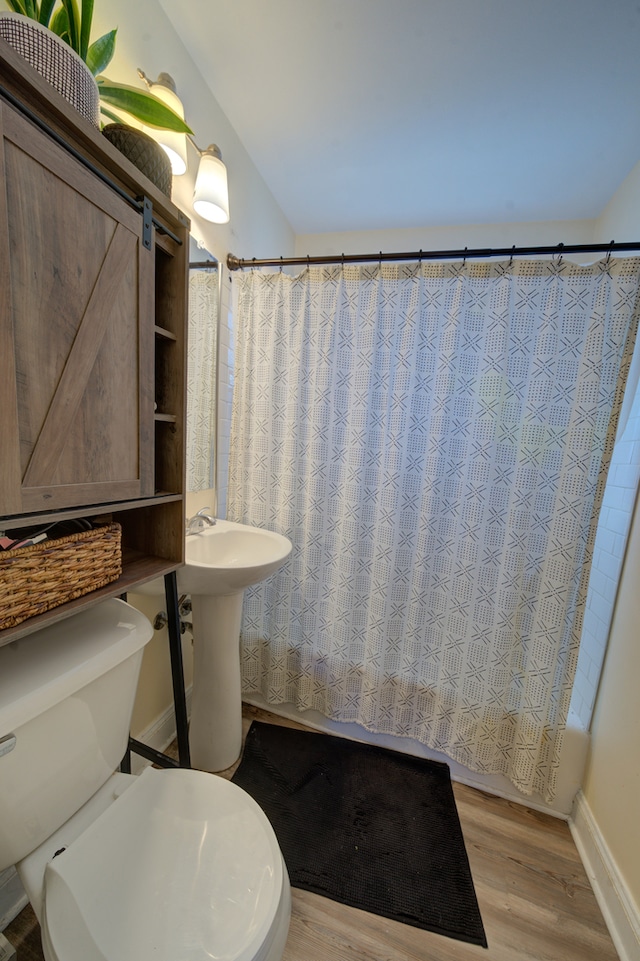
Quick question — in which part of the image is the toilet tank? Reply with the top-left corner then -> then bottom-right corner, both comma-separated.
0,599 -> 153,871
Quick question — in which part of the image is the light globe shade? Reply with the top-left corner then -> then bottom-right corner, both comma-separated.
144,79 -> 188,176
193,146 -> 230,223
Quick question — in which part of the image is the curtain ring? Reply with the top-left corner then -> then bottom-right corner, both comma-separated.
463,246 -> 468,265
556,242 -> 564,265
605,240 -> 614,267
279,256 -> 283,273
341,252 -> 345,269
509,245 -> 515,266
379,251 -> 383,268
418,249 -> 423,266
306,254 -> 311,272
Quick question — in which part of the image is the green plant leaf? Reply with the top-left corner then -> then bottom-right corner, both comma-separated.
99,105 -> 121,125
60,0 -> 79,53
79,0 -> 92,61
1,5 -> 193,136
97,78 -> 193,133
86,28 -> 115,75
3,0 -> 28,13
49,5 -> 68,40
38,0 -> 57,26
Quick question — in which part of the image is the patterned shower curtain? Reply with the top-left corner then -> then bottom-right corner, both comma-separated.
186,270 -> 218,492
228,258 -> 640,800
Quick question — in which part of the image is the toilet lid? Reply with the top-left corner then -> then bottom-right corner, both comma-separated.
42,767 -> 284,961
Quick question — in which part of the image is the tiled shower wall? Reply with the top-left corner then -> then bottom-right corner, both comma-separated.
569,384 -> 640,729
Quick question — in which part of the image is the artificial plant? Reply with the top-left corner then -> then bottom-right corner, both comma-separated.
2,0 -> 192,132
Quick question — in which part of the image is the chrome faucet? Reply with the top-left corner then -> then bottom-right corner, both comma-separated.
186,507 -> 217,535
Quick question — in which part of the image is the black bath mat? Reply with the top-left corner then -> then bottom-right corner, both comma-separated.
232,721 -> 487,948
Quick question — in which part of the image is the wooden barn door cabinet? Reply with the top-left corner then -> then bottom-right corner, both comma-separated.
0,41 -> 189,646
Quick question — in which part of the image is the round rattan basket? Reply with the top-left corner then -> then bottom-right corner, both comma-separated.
0,12 -> 100,126
101,123 -> 172,197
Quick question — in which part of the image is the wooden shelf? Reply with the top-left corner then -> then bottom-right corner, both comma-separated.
155,324 -> 177,341
0,45 -> 188,649
0,549 -> 183,646
0,494 -> 183,530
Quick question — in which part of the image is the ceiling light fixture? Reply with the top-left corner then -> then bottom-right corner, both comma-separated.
139,72 -> 188,175
192,143 -> 230,224
138,70 -> 230,224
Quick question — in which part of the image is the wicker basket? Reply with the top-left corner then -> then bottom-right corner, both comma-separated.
0,523 -> 122,630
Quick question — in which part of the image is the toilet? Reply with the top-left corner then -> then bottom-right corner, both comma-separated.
0,598 -> 291,961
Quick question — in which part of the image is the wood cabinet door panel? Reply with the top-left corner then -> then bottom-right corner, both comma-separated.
0,104 -> 21,514
0,101 -> 155,518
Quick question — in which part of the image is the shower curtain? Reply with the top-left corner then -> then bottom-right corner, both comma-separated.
228,258 -> 640,800
186,270 -> 218,492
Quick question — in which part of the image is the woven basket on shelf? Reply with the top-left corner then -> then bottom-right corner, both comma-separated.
0,523 -> 122,631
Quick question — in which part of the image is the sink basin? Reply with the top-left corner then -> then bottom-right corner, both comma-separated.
182,519 -> 292,596
133,519 -> 292,598
132,518 -> 292,773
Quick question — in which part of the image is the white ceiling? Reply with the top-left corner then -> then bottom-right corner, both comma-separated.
160,0 -> 640,236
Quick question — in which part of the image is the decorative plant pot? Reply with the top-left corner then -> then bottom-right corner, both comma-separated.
0,12 -> 100,126
101,123 -> 172,197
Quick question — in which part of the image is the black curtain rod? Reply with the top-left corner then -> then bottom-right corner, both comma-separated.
227,241 -> 640,272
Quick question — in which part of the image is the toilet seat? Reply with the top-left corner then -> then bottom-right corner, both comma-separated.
40,767 -> 286,961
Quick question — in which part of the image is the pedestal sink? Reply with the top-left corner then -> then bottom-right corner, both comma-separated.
136,520 -> 292,772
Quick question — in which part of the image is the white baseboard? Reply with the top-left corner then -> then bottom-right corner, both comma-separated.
570,790 -> 640,961
130,685 -> 192,774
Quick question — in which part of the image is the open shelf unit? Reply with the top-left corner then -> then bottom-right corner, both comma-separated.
0,39 -> 189,648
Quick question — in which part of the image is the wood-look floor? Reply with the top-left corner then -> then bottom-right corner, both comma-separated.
5,704 -> 619,961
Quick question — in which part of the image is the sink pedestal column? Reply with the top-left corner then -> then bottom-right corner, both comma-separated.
189,591 -> 244,772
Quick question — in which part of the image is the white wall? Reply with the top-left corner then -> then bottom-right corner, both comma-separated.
91,0 -> 295,739
594,159 -> 640,242
576,486 -> 640,958
93,0 -> 294,267
295,219 -> 596,258
574,161 -> 640,956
